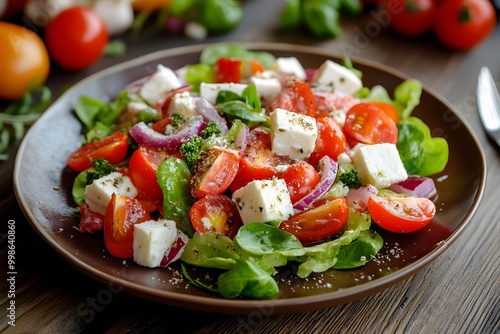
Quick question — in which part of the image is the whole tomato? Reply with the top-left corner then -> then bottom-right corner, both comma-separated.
434,0 -> 496,50
0,22 -> 50,100
45,6 -> 109,70
388,0 -> 437,36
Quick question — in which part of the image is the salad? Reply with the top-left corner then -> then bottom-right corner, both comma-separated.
67,43 -> 449,299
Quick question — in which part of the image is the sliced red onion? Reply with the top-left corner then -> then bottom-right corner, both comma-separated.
195,97 -> 229,134
129,115 -> 206,149
165,17 -> 186,35
160,231 -> 189,267
125,75 -> 151,94
233,122 -> 249,152
388,176 -> 437,198
346,185 -> 378,213
293,156 -> 338,211
305,68 -> 317,82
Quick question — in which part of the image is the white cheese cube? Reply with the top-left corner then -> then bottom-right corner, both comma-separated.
133,219 -> 178,268
311,60 -> 362,96
351,143 -> 408,188
232,178 -> 294,225
140,65 -> 182,106
269,108 -> 317,160
199,82 -> 248,104
84,172 -> 138,216
272,57 -> 306,81
250,76 -> 282,101
167,91 -> 198,118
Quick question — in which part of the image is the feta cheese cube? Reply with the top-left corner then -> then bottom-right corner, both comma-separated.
167,91 -> 198,118
199,82 -> 248,104
311,60 -> 362,96
250,76 -> 282,102
140,65 -> 182,106
232,178 -> 294,225
84,172 -> 138,215
351,143 -> 408,188
269,108 -> 317,160
133,219 -> 178,268
272,57 -> 307,81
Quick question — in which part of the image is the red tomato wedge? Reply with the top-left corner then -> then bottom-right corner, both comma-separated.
104,194 -> 151,258
270,81 -> 317,117
368,195 -> 436,233
128,145 -> 171,201
343,103 -> 398,146
308,116 -> 347,165
281,161 -> 320,204
190,147 -> 240,198
279,197 -> 349,244
66,133 -> 128,172
228,129 -> 292,192
214,57 -> 242,83
190,195 -> 242,239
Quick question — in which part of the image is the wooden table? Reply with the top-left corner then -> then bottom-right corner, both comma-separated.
1,1 -> 499,332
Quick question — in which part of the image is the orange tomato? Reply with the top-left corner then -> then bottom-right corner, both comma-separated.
0,22 -> 50,100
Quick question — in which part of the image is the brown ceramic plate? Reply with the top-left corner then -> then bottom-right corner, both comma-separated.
14,43 -> 486,314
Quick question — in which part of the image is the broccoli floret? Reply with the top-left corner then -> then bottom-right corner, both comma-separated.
86,158 -> 116,185
201,121 -> 221,139
172,113 -> 184,127
179,121 -> 222,169
337,164 -> 362,189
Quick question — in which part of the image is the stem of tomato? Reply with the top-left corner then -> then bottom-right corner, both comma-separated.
458,5 -> 472,24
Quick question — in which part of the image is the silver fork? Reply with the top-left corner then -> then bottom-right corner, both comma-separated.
477,66 -> 500,147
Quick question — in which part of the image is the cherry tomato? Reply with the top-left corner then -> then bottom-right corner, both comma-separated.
0,22 -> 50,100
228,129 -> 292,192
0,0 -> 28,19
434,0 -> 496,50
367,101 -> 400,123
314,92 -> 359,118
214,57 -> 242,83
270,81 -> 317,117
279,197 -> 349,244
388,0 -> 437,36
281,161 -> 320,204
66,133 -> 129,172
132,0 -> 171,11
104,194 -> 151,258
190,147 -> 240,198
368,195 -> 436,233
343,103 -> 398,146
308,116 -> 347,165
45,6 -> 109,70
128,145 -> 171,201
190,195 -> 242,239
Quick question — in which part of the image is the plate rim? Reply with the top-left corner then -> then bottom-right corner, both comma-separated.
13,42 -> 487,314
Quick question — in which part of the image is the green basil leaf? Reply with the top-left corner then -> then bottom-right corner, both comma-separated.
235,223 -> 303,255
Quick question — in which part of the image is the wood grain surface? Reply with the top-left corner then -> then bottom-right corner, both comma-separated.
1,1 -> 499,333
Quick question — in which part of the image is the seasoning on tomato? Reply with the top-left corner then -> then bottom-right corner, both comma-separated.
0,22 -> 50,100
368,195 -> 436,233
45,6 -> 109,70
308,116 -> 347,166
190,195 -> 242,239
270,80 -> 317,117
67,133 -> 129,172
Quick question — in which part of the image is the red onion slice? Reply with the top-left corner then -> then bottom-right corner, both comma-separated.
346,185 -> 378,213
129,115 -> 206,149
195,97 -> 229,134
293,156 -> 338,211
388,176 -> 437,198
160,231 -> 189,267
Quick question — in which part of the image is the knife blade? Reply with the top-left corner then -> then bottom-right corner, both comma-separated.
477,66 -> 500,147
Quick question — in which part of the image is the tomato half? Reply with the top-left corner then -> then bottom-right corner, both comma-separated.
343,103 -> 398,146
270,81 -> 317,117
281,161 -> 320,204
279,197 -> 349,244
66,133 -> 129,172
0,22 -> 50,100
367,101 -> 399,123
45,6 -> 109,70
368,195 -> 436,233
190,147 -> 240,198
128,145 -> 171,201
228,129 -> 292,192
190,195 -> 242,239
388,0 -> 437,36
104,194 -> 151,258
434,0 -> 496,50
308,116 -> 347,165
